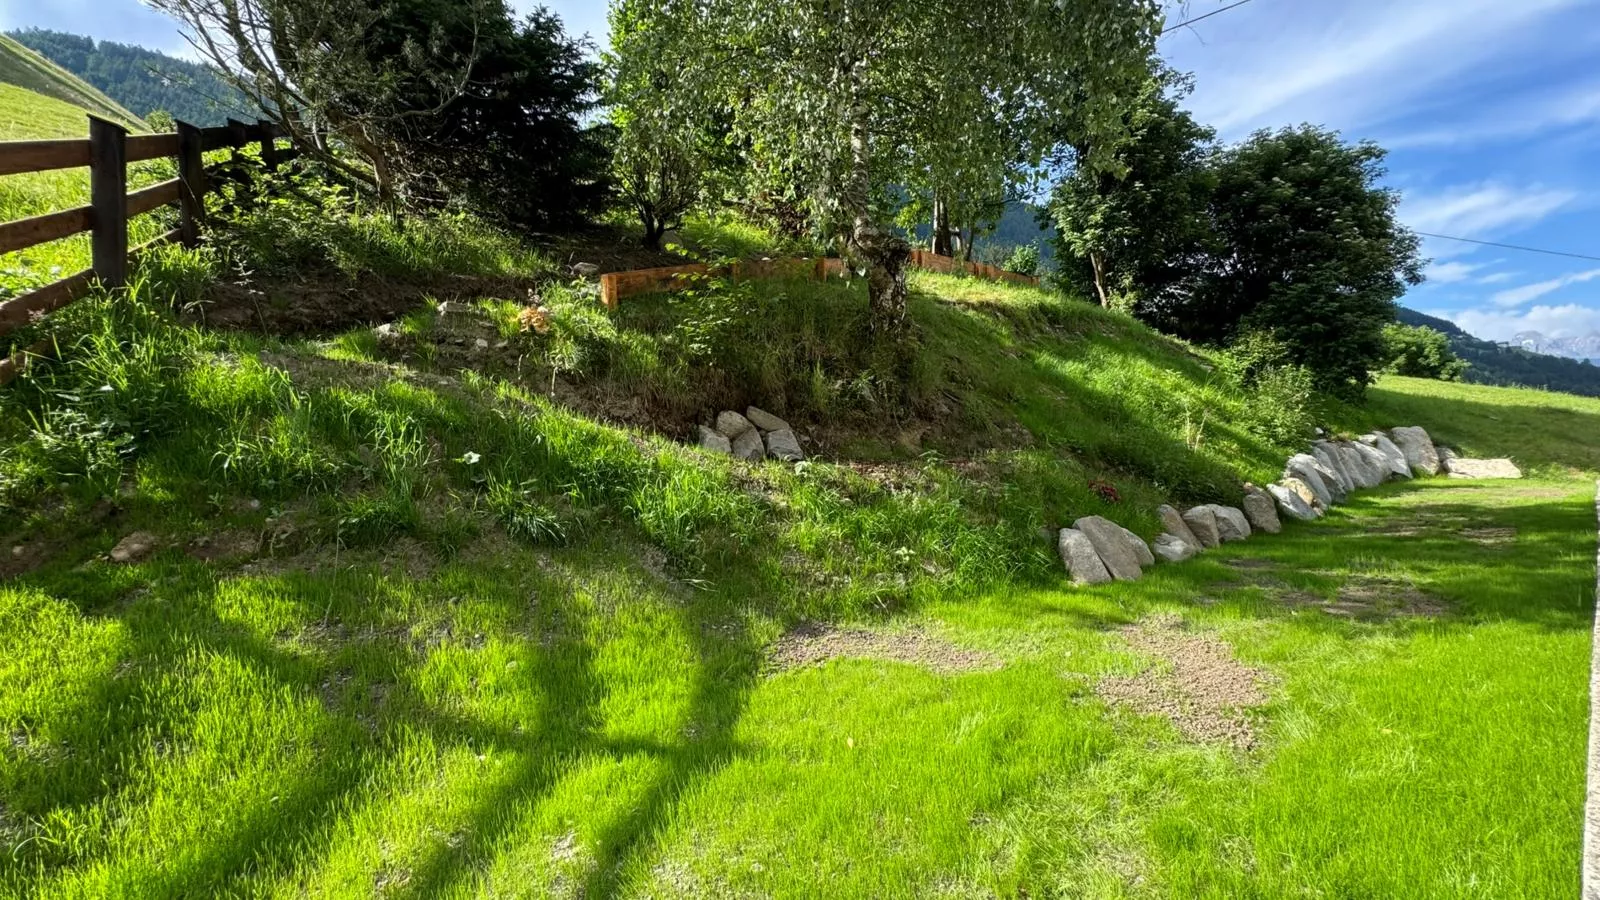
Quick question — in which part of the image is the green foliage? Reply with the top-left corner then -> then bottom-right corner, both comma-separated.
7,28 -> 251,125
0,32 -> 145,130
1382,323 -> 1468,381
1395,307 -> 1600,396
1003,242 -> 1042,277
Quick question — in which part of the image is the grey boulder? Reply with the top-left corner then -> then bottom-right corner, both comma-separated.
1059,528 -> 1112,585
1118,525 -> 1156,567
1336,442 -> 1383,489
1206,505 -> 1252,542
697,425 -> 731,455
731,427 -> 765,461
1157,504 -> 1202,549
764,428 -> 805,462
716,410 -> 756,439
1285,455 -> 1338,506
745,406 -> 793,433
1445,457 -> 1523,479
1311,442 -> 1355,493
1073,516 -> 1144,581
1242,486 -> 1283,534
1268,482 -> 1318,521
1348,441 -> 1394,486
1361,432 -> 1412,479
1181,507 -> 1222,549
1152,533 -> 1198,563
1390,426 -> 1441,476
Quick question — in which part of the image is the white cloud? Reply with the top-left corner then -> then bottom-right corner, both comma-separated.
1449,303 -> 1600,342
1164,0 -> 1586,139
1477,272 -> 1518,285
1402,183 -> 1577,237
1489,268 -> 1600,308
1423,261 -> 1485,284
1385,81 -> 1600,149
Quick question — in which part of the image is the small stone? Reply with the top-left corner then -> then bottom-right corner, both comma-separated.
1444,458 -> 1522,479
1181,507 -> 1222,549
473,338 -> 489,350
110,531 -> 158,564
745,406 -> 792,433
1059,528 -> 1112,585
1157,504 -> 1202,549
1269,482 -> 1318,521
716,411 -> 756,439
436,300 -> 475,317
731,427 -> 765,462
764,428 -> 805,462
1242,486 -> 1282,534
1072,516 -> 1143,581
572,262 -> 601,277
1118,525 -> 1155,567
1152,533 -> 1198,563
248,499 -> 262,510
697,425 -> 731,455
1390,426 -> 1441,476
10,545 -> 23,558
1206,505 -> 1252,542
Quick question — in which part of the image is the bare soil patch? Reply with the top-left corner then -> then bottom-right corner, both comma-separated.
188,272 -> 540,337
1096,615 -> 1270,750
769,623 -> 1001,675
1272,577 -> 1449,620
1460,527 -> 1516,546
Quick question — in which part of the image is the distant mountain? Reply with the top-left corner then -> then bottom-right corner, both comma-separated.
1510,330 -> 1600,362
1397,307 -> 1600,398
7,29 -> 252,127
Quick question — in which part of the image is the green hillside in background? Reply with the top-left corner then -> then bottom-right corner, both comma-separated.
8,29 -> 253,128
1397,306 -> 1600,398
0,33 -> 144,132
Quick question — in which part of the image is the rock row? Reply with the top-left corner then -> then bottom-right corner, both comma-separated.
1058,425 -> 1522,585
696,407 -> 806,463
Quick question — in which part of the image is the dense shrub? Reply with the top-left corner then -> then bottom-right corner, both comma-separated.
1382,323 -> 1468,381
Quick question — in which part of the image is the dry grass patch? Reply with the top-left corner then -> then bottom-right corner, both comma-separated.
1097,615 -> 1271,750
769,623 -> 1002,675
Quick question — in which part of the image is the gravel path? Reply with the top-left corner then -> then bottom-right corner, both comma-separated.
1584,480 -> 1600,899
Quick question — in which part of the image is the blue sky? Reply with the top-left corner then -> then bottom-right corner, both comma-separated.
4,0 -> 1597,342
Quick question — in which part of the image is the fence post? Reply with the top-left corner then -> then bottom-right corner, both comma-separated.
256,119 -> 279,169
88,115 -> 128,288
175,120 -> 206,247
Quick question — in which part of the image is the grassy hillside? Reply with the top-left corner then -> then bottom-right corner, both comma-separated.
1397,305 -> 1600,398
0,203 -> 1594,896
0,34 -> 144,132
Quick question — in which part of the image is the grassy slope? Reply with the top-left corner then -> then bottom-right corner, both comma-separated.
0,215 -> 1596,897
0,35 -> 144,132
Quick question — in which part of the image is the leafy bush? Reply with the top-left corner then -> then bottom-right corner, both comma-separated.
1382,323 -> 1468,381
1217,331 -> 1317,444
1003,242 -> 1042,277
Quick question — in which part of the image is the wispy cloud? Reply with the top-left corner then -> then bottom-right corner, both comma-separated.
1448,302 -> 1600,342
1489,268 -> 1600,308
1402,183 -> 1577,237
1477,272 -> 1517,285
1385,81 -> 1600,149
1423,261 -> 1486,284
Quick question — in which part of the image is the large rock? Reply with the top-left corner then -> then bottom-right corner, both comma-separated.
1152,533 -> 1198,563
697,425 -> 731,455
1336,442 -> 1383,489
1206,505 -> 1252,542
1285,454 -> 1338,506
1311,443 -> 1355,493
745,406 -> 792,433
1072,516 -> 1144,581
1181,507 -> 1222,549
1118,525 -> 1156,567
1444,457 -> 1523,479
1361,432 -> 1412,479
764,428 -> 805,462
1241,486 -> 1283,534
1058,528 -> 1112,585
731,427 -> 765,462
1349,441 -> 1395,486
716,410 -> 756,439
1390,426 -> 1441,476
1269,482 -> 1318,521
1157,504 -> 1202,549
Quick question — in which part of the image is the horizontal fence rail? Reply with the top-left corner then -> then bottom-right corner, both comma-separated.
0,115 -> 291,385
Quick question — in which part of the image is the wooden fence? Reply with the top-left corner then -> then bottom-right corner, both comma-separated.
0,115 -> 291,385
599,248 -> 1038,309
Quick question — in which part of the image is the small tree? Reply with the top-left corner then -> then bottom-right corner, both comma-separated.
613,118 -> 700,249
1382,323 -> 1469,381
1192,127 -> 1423,399
611,0 -> 1162,352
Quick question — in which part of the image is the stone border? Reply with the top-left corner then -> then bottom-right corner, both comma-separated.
1057,426 -> 1525,585
1584,480 -> 1600,899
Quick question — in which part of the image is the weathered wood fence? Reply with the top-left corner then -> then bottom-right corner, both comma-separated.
0,115 -> 291,384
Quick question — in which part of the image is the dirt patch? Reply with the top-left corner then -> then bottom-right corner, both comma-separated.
768,623 -> 1001,675
188,272 -> 539,337
1096,615 -> 1270,750
1271,577 -> 1448,620
1,540 -> 58,579
1224,558 -> 1278,572
186,530 -> 263,563
1460,527 -> 1516,546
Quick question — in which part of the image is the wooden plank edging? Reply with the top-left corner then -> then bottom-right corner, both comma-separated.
0,205 -> 93,255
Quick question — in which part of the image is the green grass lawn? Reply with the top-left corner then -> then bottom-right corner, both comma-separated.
0,218 -> 1596,896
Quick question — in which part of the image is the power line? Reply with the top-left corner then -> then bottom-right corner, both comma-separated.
1160,0 -> 1259,37
1413,232 -> 1600,264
